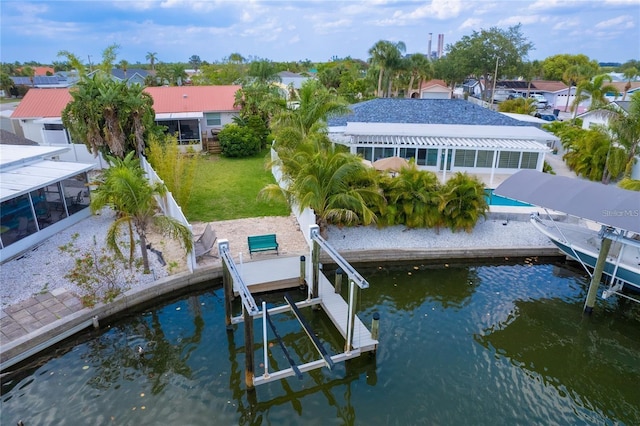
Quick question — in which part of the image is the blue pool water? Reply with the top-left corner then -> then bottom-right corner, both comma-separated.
484,188 -> 532,207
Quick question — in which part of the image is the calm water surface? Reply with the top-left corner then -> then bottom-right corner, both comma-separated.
2,259 -> 639,425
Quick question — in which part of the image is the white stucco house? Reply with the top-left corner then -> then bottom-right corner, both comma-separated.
328,98 -> 559,188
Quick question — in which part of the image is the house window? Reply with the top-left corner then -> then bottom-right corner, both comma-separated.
374,147 -> 394,161
205,113 -> 221,126
520,152 -> 539,169
44,123 -> 64,131
476,150 -> 494,168
417,149 -> 438,166
454,149 -> 475,167
498,151 -> 520,168
357,147 -> 373,161
399,148 -> 416,160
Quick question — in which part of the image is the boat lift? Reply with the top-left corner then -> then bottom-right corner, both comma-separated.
218,225 -> 378,389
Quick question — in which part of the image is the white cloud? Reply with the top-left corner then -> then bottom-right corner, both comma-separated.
460,18 -> 481,30
372,0 -> 465,25
595,15 -> 635,29
498,15 -> 548,26
552,17 -> 580,30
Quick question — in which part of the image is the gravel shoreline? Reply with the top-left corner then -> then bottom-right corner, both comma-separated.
1,213 -> 555,309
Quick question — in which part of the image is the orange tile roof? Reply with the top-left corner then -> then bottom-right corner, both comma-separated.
610,81 -> 640,94
16,66 -> 55,76
144,85 -> 241,113
532,80 -> 568,92
11,88 -> 72,118
11,85 -> 242,119
419,79 -> 448,90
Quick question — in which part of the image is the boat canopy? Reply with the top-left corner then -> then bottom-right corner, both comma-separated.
494,170 -> 640,234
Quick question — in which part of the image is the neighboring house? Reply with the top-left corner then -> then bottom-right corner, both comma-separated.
10,85 -> 241,155
87,68 -> 151,86
17,66 -> 55,76
328,98 -> 558,187
145,85 -> 241,150
413,79 -> 451,99
497,80 -> 569,111
274,71 -> 313,101
9,75 -> 74,89
606,82 -> 640,102
0,143 -> 94,262
462,79 -> 484,98
578,101 -> 630,130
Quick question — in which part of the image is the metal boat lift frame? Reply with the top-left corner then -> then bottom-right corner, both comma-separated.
218,225 -> 375,389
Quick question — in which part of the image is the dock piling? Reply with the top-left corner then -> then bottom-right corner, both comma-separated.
371,312 -> 380,341
335,268 -> 343,293
584,236 -> 612,314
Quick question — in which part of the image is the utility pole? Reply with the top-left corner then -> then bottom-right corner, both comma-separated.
489,56 -> 499,108
87,55 -> 93,72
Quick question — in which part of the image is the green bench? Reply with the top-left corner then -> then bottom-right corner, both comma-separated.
247,234 -> 279,258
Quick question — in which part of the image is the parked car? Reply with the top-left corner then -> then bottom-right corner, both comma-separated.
529,93 -> 548,109
535,112 -> 559,122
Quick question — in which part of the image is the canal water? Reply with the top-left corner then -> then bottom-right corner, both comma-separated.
2,259 -> 639,425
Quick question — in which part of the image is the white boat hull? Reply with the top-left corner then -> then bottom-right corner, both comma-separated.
531,217 -> 640,290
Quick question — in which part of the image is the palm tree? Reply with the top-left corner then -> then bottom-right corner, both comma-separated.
622,67 -> 638,101
119,59 -> 129,80
90,152 -> 193,273
261,141 -> 383,238
608,91 -> 640,179
439,173 -> 488,232
382,163 -> 442,228
62,75 -> 155,158
271,79 -> 350,149
247,59 -> 281,85
562,64 -> 594,113
413,55 -> 434,98
146,52 -> 158,71
572,74 -> 618,119
368,40 -> 406,98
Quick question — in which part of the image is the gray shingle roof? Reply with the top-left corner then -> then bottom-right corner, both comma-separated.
0,130 -> 39,146
328,98 -> 532,127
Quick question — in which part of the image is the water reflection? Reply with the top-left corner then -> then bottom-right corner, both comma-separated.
2,260 -> 640,425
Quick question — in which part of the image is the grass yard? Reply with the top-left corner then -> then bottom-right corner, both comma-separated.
186,150 -> 290,222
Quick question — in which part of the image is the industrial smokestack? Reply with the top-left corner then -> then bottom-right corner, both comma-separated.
428,33 -> 433,60
437,34 -> 444,59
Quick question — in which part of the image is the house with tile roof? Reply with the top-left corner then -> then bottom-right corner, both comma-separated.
87,68 -> 152,86
412,79 -> 451,99
328,98 -> 559,187
10,85 -> 242,156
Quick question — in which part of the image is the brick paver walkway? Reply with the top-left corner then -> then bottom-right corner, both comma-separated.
0,288 -> 83,346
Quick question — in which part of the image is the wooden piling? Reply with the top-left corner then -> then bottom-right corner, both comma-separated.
584,236 -> 613,314
299,255 -> 306,287
371,312 -> 380,341
244,307 -> 255,389
222,261 -> 233,328
334,267 -> 343,293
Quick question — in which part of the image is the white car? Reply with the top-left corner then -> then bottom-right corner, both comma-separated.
529,94 -> 548,109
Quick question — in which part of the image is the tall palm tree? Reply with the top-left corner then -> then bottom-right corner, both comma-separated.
368,40 -> 406,98
261,141 -> 382,238
562,64 -> 594,113
608,91 -> 640,179
146,52 -> 158,71
271,79 -> 350,149
622,67 -> 638,101
573,73 -> 619,119
90,152 -> 193,273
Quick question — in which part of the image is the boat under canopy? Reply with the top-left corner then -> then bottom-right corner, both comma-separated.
495,170 -> 640,301
493,170 -> 640,234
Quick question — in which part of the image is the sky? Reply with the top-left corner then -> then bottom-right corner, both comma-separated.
1,0 -> 639,67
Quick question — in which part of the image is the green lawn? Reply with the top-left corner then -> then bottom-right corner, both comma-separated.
186,150 -> 290,222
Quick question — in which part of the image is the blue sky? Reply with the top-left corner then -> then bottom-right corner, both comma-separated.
1,0 -> 638,66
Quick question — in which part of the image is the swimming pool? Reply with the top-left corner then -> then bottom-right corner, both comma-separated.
484,188 -> 532,207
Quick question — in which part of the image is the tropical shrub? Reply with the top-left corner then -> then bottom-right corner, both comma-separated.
439,173 -> 488,232
218,123 -> 261,157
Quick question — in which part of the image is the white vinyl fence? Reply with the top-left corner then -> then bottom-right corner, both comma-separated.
270,147 -> 316,246
140,156 -> 195,271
